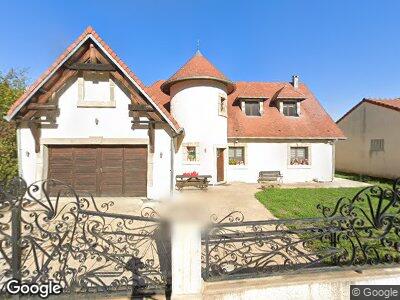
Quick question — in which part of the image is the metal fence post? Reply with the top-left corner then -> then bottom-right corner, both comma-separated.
11,199 -> 22,281
204,227 -> 210,280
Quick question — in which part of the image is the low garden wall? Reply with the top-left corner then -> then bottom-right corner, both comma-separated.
203,267 -> 400,300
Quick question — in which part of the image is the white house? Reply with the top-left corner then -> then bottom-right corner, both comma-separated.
336,98 -> 400,179
5,27 -> 345,199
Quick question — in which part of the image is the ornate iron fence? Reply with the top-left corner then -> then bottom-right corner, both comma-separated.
202,179 -> 400,281
0,178 -> 171,296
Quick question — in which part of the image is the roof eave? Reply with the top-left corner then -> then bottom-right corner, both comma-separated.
228,136 -> 347,140
6,32 -> 181,134
6,35 -> 91,121
276,96 -> 307,100
160,76 -> 236,95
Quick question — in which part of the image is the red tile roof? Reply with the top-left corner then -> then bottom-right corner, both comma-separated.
145,80 -> 181,130
275,85 -> 306,99
228,82 -> 345,139
7,27 -> 343,139
365,98 -> 400,111
148,80 -> 345,139
160,50 -> 235,95
6,27 -> 181,132
337,98 -> 400,123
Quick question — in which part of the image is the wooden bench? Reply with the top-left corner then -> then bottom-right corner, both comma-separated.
175,175 -> 212,191
258,171 -> 283,183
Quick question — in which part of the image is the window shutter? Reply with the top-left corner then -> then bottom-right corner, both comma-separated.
290,148 -> 296,159
195,146 -> 200,161
182,147 -> 188,161
78,76 -> 84,101
297,147 -> 305,159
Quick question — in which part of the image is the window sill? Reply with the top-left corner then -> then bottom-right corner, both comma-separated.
218,112 -> 228,118
183,161 -> 201,165
228,165 -> 247,170
77,100 -> 116,108
287,164 -> 312,169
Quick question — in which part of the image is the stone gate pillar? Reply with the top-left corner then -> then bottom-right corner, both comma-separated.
167,199 -> 206,299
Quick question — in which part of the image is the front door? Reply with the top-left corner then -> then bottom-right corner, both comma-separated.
216,148 -> 225,182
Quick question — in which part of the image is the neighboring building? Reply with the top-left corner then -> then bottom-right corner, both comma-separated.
5,27 -> 345,199
336,98 -> 400,179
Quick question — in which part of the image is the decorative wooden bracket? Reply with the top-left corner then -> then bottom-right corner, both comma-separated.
65,63 -> 115,71
128,104 -> 154,112
148,123 -> 155,153
27,103 -> 57,110
28,121 -> 41,153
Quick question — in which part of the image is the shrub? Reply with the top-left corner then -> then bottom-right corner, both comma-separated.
0,69 -> 27,181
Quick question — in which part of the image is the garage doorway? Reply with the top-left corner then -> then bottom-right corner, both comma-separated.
47,145 -> 147,196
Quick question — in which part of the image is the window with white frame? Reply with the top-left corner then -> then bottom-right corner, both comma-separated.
282,101 -> 298,117
77,72 -> 115,107
219,96 -> 227,116
290,146 -> 309,165
183,144 -> 200,163
229,147 -> 245,165
370,139 -> 384,152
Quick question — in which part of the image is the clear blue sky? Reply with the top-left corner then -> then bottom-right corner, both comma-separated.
1,0 -> 399,120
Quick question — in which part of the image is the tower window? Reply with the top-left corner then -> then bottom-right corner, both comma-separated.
219,96 -> 227,116
182,143 -> 200,163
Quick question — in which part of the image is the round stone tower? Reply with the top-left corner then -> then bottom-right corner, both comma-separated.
161,50 -> 235,183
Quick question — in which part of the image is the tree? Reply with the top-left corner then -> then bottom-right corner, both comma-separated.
0,69 -> 27,181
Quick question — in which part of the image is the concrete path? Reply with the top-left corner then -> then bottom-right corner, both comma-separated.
277,177 -> 371,189
86,178 -> 370,221
174,182 -> 275,221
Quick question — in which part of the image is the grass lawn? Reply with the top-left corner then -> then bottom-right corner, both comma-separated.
256,187 -> 366,219
255,173 -> 399,263
335,171 -> 394,190
255,173 -> 396,219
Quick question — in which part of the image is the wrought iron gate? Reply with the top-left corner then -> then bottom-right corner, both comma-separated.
202,179 -> 400,281
0,178 -> 171,296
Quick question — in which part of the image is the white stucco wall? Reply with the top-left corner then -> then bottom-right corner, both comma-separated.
227,139 -> 334,183
18,77 -> 173,199
170,80 -> 228,183
336,102 -> 400,179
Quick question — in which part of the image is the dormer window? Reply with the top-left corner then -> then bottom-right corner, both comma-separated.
244,101 -> 261,116
282,101 -> 298,117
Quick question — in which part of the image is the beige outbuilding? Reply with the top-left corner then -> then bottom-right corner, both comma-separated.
336,98 -> 400,179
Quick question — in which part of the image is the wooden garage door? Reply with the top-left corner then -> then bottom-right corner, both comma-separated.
48,145 -> 147,197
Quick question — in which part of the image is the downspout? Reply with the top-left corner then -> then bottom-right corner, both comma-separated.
16,125 -> 23,178
170,129 -> 183,198
331,140 -> 336,181
170,136 -> 175,198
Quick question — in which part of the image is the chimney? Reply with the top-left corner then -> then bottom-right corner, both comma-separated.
292,75 -> 299,89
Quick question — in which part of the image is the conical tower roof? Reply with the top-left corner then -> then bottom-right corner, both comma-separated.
161,50 -> 235,95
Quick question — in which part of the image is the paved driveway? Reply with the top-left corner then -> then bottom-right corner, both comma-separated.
173,182 -> 275,221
